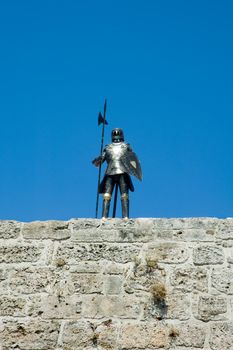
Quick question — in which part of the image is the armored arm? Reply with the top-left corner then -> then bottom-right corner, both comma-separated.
92,149 -> 106,167
126,143 -> 133,152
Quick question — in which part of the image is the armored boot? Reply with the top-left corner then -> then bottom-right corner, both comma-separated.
121,193 -> 129,219
102,193 -> 111,219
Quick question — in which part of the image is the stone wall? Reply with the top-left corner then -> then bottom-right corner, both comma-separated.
0,218 -> 233,350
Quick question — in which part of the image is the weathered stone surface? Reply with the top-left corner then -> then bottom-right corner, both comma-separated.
216,219 -> 233,241
61,321 -> 94,349
56,242 -> 141,264
119,322 -> 170,348
0,220 -> 21,239
82,294 -> 142,319
117,219 -> 154,242
174,322 -> 206,348
104,261 -> 126,274
194,295 -> 227,322
94,321 -> 118,349
0,319 -> 60,349
41,295 -> 82,319
193,245 -> 224,265
72,219 -> 120,242
104,275 -> 123,294
209,322 -> 233,350
71,273 -> 103,294
23,220 -> 70,240
0,218 -> 233,349
0,244 -> 42,263
212,266 -> 233,294
72,228 -> 119,242
147,242 -> 189,264
154,228 -> 216,242
123,259 -> 165,294
9,267 -> 55,294
144,290 -> 190,321
27,294 -> 82,319
170,266 -> 208,292
0,268 -> 6,280
165,291 -> 191,320
0,280 -> 8,295
152,218 -> 218,230
69,261 -> 103,273
0,296 -> 27,316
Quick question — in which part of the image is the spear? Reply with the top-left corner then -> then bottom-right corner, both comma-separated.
95,99 -> 108,218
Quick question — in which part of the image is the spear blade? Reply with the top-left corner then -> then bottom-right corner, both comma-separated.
98,112 -> 108,126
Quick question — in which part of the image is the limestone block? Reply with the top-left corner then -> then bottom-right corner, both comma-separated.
165,291 -> 191,320
147,242 -> 189,264
171,348 -> 206,350
104,275 -> 123,294
0,296 -> 27,316
119,322 -> 170,349
0,269 -> 6,280
209,322 -> 233,350
0,244 -> 42,263
227,250 -> 233,264
170,266 -> 208,292
0,220 -> 21,239
71,273 -> 103,294
0,280 -> 8,295
61,321 -> 94,349
49,271 -> 75,297
117,218 -> 154,242
70,218 -> 101,230
193,295 -> 227,322
144,290 -> 190,321
193,245 -> 224,265
82,294 -> 141,319
216,219 -> 233,241
94,321 -> 118,349
72,228 -> 119,242
152,218 -> 218,230
42,295 -> 82,319
0,319 -> 60,349
28,294 -> 82,319
212,267 -> 233,294
22,220 -> 70,240
69,261 -> 103,273
78,218 -> 153,243
174,322 -> 206,348
103,244 -> 141,263
27,295 -> 45,317
104,261 -> 126,275
56,243 -> 141,264
9,267 -> 55,294
123,264 -> 165,294
71,219 -> 120,242
56,242 -> 107,264
154,228 -> 216,244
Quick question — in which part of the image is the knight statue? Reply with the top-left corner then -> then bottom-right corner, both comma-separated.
92,128 -> 142,219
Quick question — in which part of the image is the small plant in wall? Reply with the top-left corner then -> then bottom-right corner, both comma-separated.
145,257 -> 158,272
150,281 -> 168,320
150,282 -> 166,302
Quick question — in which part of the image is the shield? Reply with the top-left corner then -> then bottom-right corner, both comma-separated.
122,151 -> 142,181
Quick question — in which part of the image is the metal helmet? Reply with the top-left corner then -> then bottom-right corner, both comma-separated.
111,128 -> 124,143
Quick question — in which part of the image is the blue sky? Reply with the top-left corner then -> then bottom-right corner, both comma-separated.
0,0 -> 232,221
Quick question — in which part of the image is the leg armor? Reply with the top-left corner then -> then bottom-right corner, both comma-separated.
119,174 -> 129,219
102,176 -> 114,219
121,193 -> 129,219
102,193 -> 111,219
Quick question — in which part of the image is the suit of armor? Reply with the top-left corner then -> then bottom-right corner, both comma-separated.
93,128 -> 142,219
